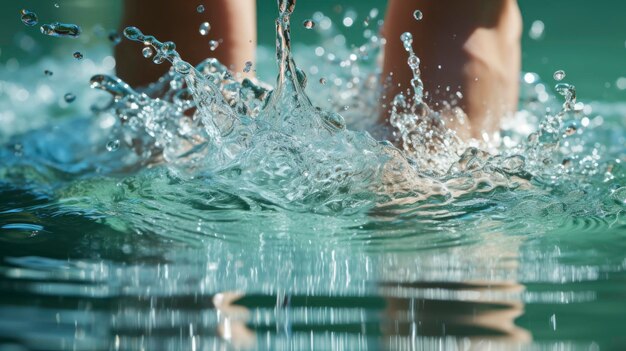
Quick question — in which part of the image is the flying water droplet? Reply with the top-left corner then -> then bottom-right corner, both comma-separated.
303,19 -> 315,29
209,40 -> 219,51
142,46 -> 154,58
199,22 -> 211,36
106,139 -> 120,152
40,22 -> 81,38
319,78 -> 327,85
197,5 -> 205,13
44,70 -> 53,76
400,32 -> 413,49
553,70 -> 566,81
123,26 -> 142,40
555,83 -> 577,110
413,10 -> 423,21
20,9 -> 38,26
54,3 -> 60,8
64,93 -> 76,103
529,20 -> 545,40
243,61 -> 253,73
73,51 -> 83,60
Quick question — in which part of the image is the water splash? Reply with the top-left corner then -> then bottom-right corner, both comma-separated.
3,1 -> 619,215
40,22 -> 81,38
389,31 -> 462,174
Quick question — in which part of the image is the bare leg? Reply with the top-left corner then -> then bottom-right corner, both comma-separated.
115,0 -> 257,87
382,0 -> 522,140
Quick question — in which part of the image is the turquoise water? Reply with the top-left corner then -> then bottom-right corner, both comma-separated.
1,1 -> 626,351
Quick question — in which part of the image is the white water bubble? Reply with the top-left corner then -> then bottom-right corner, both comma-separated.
523,72 -> 539,84
142,47 -> 154,58
342,10 -> 357,28
303,19 -> 315,30
553,70 -> 566,81
529,20 -> 545,40
413,10 -> 423,21
106,139 -> 120,152
616,77 -> 626,90
199,22 -> 211,36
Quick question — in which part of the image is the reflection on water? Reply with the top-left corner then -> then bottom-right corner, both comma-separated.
1,183 -> 625,350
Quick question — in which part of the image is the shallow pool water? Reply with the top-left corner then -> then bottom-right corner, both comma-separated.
1,1 -> 626,351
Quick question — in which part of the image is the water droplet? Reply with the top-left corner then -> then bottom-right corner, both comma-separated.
106,139 -> 120,152
553,70 -> 566,81
209,40 -> 219,51
123,26 -> 142,40
20,9 -> 38,26
108,32 -> 122,45
303,19 -> 315,29
73,51 -> 83,60
40,22 -> 81,38
142,46 -> 154,58
319,78 -> 327,85
529,20 -> 545,40
322,111 -> 346,130
64,93 -> 76,103
44,70 -> 53,76
197,5 -> 205,13
413,10 -> 423,21
54,3 -> 60,8
243,61 -> 252,73
199,22 -> 211,36
400,32 -> 413,45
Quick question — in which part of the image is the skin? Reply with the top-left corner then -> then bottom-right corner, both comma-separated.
115,0 -> 522,139
381,0 -> 522,140
115,0 -> 256,87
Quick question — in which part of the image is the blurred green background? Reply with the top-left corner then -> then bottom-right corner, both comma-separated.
2,0 -> 625,101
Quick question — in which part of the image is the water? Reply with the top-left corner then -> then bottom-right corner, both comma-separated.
1,1 -> 626,351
